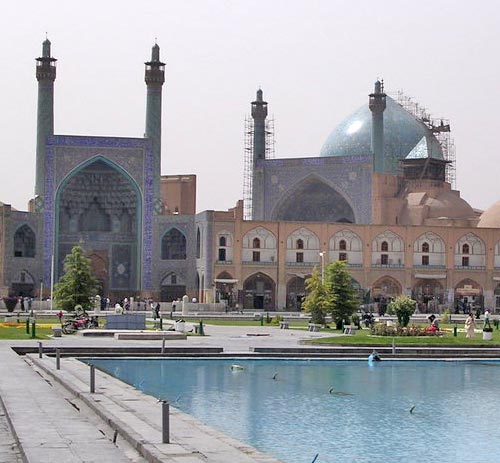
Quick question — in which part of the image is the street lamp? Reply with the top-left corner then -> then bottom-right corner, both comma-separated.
319,252 -> 325,284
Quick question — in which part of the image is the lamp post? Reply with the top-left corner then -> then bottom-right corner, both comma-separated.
319,252 -> 325,284
39,279 -> 43,313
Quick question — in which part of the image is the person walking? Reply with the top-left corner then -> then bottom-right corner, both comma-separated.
465,313 -> 476,339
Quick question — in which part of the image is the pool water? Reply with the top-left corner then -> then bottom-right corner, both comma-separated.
87,359 -> 500,463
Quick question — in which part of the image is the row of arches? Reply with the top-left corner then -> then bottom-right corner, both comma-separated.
213,270 -> 497,312
215,228 -> 493,268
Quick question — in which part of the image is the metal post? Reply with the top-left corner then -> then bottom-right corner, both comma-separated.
31,321 -> 36,338
39,279 -> 43,312
26,318 -> 30,334
38,341 -> 43,358
161,337 -> 166,354
162,401 -> 170,444
392,338 -> 396,354
90,365 -> 95,393
159,317 -> 163,330
56,347 -> 60,370
319,251 -> 325,284
50,254 -> 54,312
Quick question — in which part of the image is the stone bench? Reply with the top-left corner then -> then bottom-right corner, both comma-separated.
308,323 -> 322,332
279,321 -> 289,329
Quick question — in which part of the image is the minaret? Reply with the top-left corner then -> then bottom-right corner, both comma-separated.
251,89 -> 267,161
35,38 -> 57,199
250,89 -> 268,220
369,80 -> 386,172
144,43 -> 165,200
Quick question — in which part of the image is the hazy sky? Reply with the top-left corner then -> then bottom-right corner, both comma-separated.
1,0 -> 499,213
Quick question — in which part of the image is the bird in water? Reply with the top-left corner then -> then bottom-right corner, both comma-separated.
410,405 -> 416,414
272,372 -> 278,380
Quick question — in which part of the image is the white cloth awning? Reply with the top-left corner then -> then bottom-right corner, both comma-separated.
214,279 -> 238,284
493,277 -> 500,281
414,274 -> 447,280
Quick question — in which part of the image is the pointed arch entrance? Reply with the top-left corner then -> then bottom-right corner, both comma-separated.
412,279 -> 444,313
215,271 -> 237,307
286,275 -> 307,311
243,272 -> 276,310
55,158 -> 141,298
371,276 -> 402,314
454,279 -> 483,312
160,272 -> 186,302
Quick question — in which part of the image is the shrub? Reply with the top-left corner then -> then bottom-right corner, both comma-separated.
387,296 -> 416,327
441,309 -> 450,324
370,323 -> 441,337
3,296 -> 18,312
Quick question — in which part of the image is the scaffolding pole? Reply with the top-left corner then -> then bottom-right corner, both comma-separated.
393,90 -> 456,189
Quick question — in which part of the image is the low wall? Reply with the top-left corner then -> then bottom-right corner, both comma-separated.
106,314 -> 146,330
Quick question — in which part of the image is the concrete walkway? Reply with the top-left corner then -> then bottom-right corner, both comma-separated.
0,323 -> 315,462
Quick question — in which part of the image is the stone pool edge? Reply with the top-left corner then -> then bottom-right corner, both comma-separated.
29,354 -> 286,463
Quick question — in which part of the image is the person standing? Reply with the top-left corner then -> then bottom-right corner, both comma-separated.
465,313 -> 476,339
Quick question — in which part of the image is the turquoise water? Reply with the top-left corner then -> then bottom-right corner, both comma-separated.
87,359 -> 500,463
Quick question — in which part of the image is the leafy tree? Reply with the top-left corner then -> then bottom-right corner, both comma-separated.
387,296 -> 416,327
53,246 -> 98,312
302,267 -> 330,324
325,261 -> 359,327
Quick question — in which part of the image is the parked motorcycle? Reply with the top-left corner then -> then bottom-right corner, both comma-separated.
61,315 -> 98,334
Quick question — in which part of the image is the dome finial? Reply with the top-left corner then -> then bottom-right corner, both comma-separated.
256,88 -> 263,102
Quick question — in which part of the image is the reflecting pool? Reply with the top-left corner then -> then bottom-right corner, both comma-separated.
86,359 -> 500,463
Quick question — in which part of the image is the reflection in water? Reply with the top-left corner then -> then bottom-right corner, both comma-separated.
87,359 -> 500,463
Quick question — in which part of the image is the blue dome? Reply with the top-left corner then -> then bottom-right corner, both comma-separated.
319,96 -> 443,173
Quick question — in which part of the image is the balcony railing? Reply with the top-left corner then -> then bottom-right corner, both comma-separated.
286,262 -> 319,267
413,265 -> 446,269
372,264 -> 405,268
216,260 -> 233,265
242,261 -> 277,266
454,265 -> 486,270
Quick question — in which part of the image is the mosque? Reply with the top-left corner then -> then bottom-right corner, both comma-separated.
3,39 -> 500,313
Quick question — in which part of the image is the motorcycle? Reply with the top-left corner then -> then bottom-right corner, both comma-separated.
61,315 -> 99,334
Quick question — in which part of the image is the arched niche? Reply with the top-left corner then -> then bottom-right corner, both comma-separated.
243,272 -> 276,310
55,157 -> 141,293
14,224 -> 36,258
272,176 -> 355,222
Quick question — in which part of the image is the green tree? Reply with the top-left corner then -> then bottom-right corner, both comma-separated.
302,267 -> 330,324
325,261 -> 359,327
53,246 -> 98,312
387,296 -> 416,327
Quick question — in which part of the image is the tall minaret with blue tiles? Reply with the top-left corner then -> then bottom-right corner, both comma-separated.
35,38 -> 57,200
144,43 -> 165,202
369,80 -> 386,173
251,89 -> 268,220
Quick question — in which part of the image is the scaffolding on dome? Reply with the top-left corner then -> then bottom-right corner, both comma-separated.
393,90 -> 456,188
243,116 -> 275,220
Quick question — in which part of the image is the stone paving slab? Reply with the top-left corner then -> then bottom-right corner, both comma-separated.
0,400 -> 23,463
0,347 -> 138,462
31,354 -> 285,463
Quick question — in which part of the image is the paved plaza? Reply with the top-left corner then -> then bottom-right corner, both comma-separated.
0,322 -> 327,463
